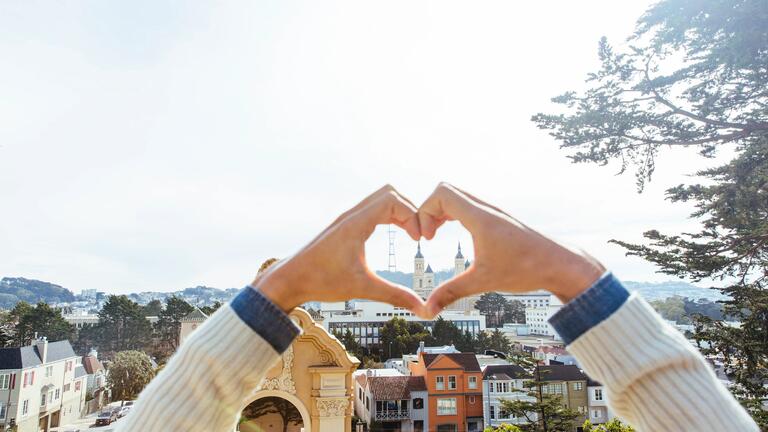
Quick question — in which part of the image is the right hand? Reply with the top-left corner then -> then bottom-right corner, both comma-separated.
419,183 -> 605,317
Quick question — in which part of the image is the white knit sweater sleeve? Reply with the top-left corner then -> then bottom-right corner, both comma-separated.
114,302 -> 290,432
567,294 -> 759,431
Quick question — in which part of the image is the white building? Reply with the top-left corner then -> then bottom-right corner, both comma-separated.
322,301 -> 485,348
0,338 -> 88,432
354,370 -> 428,432
587,379 -> 612,425
525,297 -> 563,340
482,364 -> 537,428
503,292 -> 551,309
62,313 -> 99,330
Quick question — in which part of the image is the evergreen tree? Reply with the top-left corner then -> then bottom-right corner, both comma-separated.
532,0 -> 768,425
13,302 -> 74,346
97,295 -> 152,356
141,299 -> 163,317
154,296 -> 194,355
475,293 -> 509,327
499,367 -> 580,432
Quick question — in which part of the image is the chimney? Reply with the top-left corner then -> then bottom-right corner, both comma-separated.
88,348 -> 98,360
418,341 -> 425,354
35,337 -> 49,364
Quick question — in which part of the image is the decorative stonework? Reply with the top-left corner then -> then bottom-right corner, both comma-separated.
258,345 -> 296,394
315,398 -> 349,417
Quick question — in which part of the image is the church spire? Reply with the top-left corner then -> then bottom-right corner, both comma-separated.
455,241 -> 464,259
415,242 -> 424,258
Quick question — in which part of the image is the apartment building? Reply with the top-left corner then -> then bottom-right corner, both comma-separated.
354,371 -> 428,432
535,365 -> 589,429
321,300 -> 486,348
482,364 -> 537,428
525,298 -> 563,340
587,379 -> 611,425
0,338 -> 87,432
408,353 -> 484,432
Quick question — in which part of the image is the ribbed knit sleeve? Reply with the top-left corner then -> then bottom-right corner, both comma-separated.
115,287 -> 301,432
567,294 -> 759,431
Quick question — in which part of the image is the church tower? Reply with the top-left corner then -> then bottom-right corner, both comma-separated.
454,242 -> 466,275
413,242 -> 425,291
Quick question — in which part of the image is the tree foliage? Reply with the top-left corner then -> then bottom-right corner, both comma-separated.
107,350 -> 155,401
10,301 -> 74,346
583,419 -> 635,432
154,296 -> 194,355
533,0 -> 767,426
93,296 -> 152,356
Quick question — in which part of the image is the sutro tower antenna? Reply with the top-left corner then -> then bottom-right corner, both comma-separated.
387,225 -> 397,272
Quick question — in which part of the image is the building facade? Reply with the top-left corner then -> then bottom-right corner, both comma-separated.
354,371 -> 428,432
482,365 -> 536,428
408,353 -> 484,432
0,338 -> 87,432
587,379 -> 611,425
536,365 -> 589,429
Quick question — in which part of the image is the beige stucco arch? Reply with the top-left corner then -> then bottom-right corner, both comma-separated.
240,308 -> 360,432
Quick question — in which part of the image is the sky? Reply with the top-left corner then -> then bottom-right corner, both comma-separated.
0,1 -> 726,294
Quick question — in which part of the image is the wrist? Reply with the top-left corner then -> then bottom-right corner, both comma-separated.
546,250 -> 605,303
252,271 -> 300,313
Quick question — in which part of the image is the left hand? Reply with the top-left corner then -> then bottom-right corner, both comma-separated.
253,185 -> 430,318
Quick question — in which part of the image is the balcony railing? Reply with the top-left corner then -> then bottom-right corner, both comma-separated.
374,409 -> 409,420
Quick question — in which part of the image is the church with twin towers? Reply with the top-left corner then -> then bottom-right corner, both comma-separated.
412,242 -> 475,311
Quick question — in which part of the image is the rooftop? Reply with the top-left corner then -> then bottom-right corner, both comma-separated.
422,352 -> 481,372
535,365 -> 587,382
0,340 -> 77,369
483,364 -> 530,380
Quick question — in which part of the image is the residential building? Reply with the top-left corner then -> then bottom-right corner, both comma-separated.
535,365 -> 589,429
525,298 -> 563,340
0,338 -> 87,432
482,365 -> 537,428
179,307 -> 209,345
587,379 -> 611,425
354,370 -> 428,432
502,292 -> 552,309
409,353 -> 484,432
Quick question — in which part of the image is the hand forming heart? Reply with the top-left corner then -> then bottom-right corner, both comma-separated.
255,183 -> 605,319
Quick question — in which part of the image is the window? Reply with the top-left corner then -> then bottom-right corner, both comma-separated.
0,402 -> 5,419
0,374 -> 9,390
45,366 -> 53,377
55,388 -> 60,400
365,396 -> 369,410
75,381 -> 81,391
594,388 -> 603,401
544,383 -> 563,394
436,398 -> 457,415
413,398 -> 424,409
40,393 -> 46,406
489,382 -> 494,393
490,405 -> 495,419
469,395 -> 476,404
64,383 -> 70,392
437,425 -> 458,432
436,376 -> 445,390
358,388 -> 362,400
22,399 -> 29,416
573,382 -> 583,391
593,410 -> 600,419
414,420 -> 424,432
468,421 -> 479,431
468,376 -> 477,389
448,376 -> 457,390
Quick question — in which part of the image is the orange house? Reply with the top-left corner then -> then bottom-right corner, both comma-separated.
409,352 -> 484,432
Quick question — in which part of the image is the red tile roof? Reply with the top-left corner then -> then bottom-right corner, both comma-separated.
367,376 -> 426,400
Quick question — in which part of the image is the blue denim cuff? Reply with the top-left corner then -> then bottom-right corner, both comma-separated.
230,286 -> 301,354
548,272 -> 629,346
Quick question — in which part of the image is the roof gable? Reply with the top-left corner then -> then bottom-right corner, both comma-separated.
422,353 -> 481,372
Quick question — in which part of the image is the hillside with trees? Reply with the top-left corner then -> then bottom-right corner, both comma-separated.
0,277 -> 76,308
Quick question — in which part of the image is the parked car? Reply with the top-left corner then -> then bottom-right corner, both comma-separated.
95,409 -> 118,426
118,405 -> 132,417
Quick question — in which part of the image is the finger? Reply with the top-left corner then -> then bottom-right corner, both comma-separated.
418,182 -> 479,240
357,274 -> 430,319
424,271 -> 480,318
307,185 -> 400,248
353,189 -> 421,241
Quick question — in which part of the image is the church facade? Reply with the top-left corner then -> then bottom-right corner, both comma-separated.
412,243 -> 477,312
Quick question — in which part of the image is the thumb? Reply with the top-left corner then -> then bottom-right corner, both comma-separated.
424,271 -> 479,318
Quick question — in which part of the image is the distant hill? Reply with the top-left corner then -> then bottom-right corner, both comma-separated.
376,270 -> 726,302
0,277 -> 76,309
